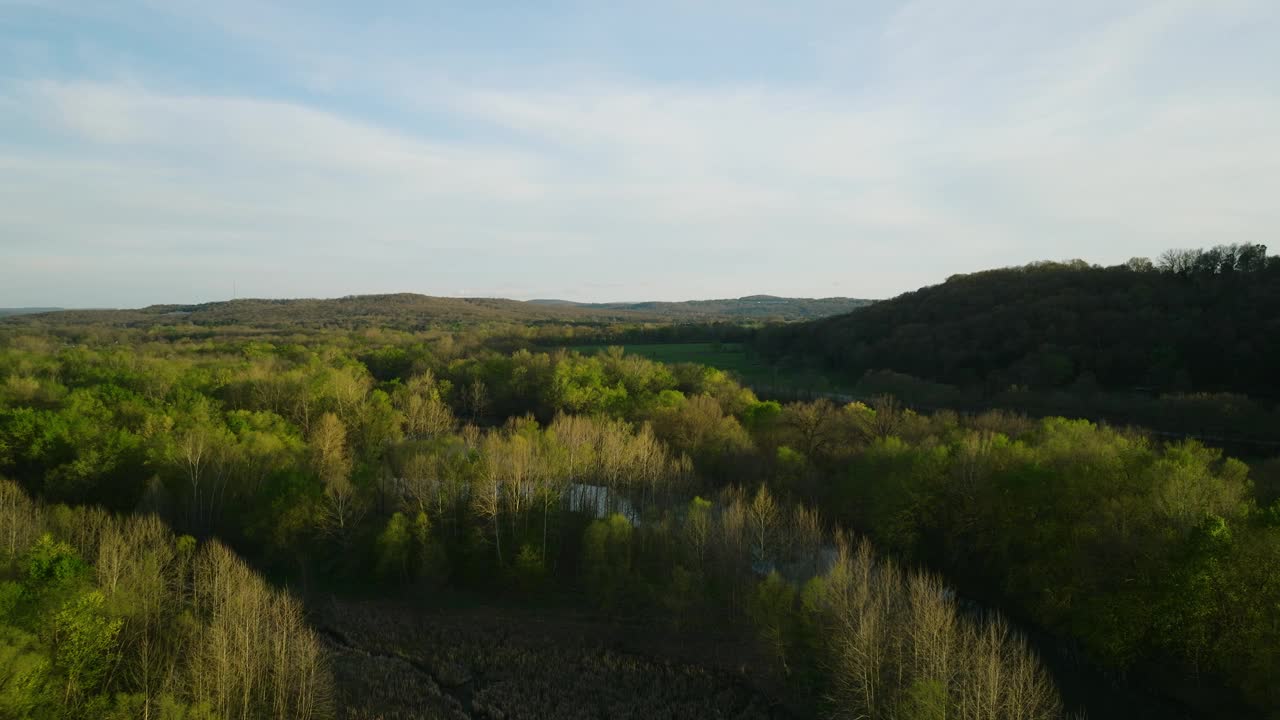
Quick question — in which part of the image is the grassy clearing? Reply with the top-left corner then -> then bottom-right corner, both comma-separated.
566,342 -> 852,396
568,342 -> 749,367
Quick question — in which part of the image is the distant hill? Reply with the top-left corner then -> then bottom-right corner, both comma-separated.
0,294 -> 656,329
758,246 -> 1280,399
526,295 -> 873,320
0,307 -> 62,317
2,293 -> 870,330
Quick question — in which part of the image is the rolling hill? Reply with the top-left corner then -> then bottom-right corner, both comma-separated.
0,307 -> 62,317
1,293 -> 870,330
757,247 -> 1280,399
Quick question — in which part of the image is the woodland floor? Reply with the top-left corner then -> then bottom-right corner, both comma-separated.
312,596 -> 800,720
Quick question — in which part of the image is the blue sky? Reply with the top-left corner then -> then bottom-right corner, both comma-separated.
1,0 -> 1277,307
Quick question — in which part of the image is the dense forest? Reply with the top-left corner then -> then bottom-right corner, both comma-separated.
1,304 -> 1277,718
7,0 -> 1274,715
759,244 -> 1280,400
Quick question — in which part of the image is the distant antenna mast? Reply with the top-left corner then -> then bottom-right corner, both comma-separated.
233,281 -> 237,300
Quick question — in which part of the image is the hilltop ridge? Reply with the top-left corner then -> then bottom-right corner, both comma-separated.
3,292 -> 871,329
525,295 -> 872,320
758,245 -> 1280,399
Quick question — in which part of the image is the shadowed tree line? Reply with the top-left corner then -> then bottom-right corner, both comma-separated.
758,244 -> 1280,403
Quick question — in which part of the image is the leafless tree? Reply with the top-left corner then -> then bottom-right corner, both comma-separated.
0,479 -> 40,564
311,412 -> 362,537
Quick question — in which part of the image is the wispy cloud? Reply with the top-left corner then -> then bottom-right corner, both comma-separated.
0,0 -> 1277,306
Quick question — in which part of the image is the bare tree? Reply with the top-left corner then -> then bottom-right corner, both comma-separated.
177,424 -> 211,531
467,379 -> 489,422
813,535 -> 1062,720
684,496 -> 714,572
328,364 -> 372,426
824,539 -> 893,717
0,479 -> 40,564
784,399 -> 841,458
474,433 -> 506,565
116,515 -> 179,720
868,395 -> 904,439
550,413 -> 597,486
787,503 -> 824,578
396,371 -> 456,440
748,485 -> 779,569
718,490 -> 749,611
310,412 -> 361,537
191,540 -> 331,719
1125,256 -> 1155,272
1157,248 -> 1200,275
399,449 -> 437,516
630,423 -> 669,519
907,572 -> 958,706
532,434 -> 567,562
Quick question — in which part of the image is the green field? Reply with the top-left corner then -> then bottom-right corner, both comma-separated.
566,342 -> 851,396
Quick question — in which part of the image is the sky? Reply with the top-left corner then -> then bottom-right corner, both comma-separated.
1,0 -> 1278,307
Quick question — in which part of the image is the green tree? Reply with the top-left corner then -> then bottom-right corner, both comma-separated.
511,544 -> 547,594
0,626 -> 53,717
52,590 -> 122,709
582,514 -> 634,609
896,679 -> 946,720
375,512 -> 413,582
747,571 -> 796,673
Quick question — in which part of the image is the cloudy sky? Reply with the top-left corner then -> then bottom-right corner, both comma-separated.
1,0 -> 1277,307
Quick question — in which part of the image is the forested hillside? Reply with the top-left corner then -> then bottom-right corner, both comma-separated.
758,245 -> 1280,399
